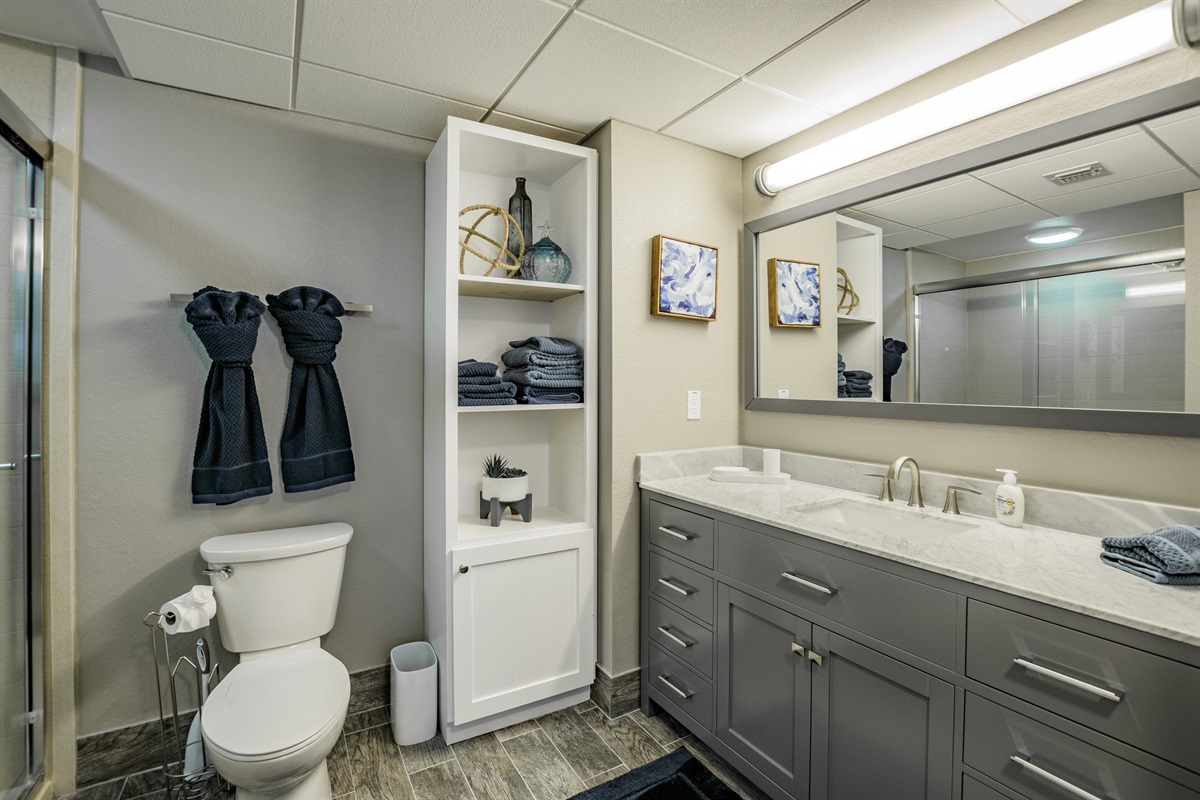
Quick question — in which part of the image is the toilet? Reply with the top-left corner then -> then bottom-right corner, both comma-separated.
199,523 -> 354,800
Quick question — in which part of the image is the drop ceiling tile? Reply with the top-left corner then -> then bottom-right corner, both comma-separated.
498,14 -> 735,133
102,13 -> 292,108
0,0 -> 118,57
975,129 -> 1186,201
295,63 -> 484,141
837,210 -> 911,236
1036,168 -> 1200,216
97,0 -> 296,55
994,0 -> 1081,24
858,176 -> 1022,229
578,0 -> 857,75
300,0 -> 567,107
484,112 -> 585,144
883,229 -> 948,250
663,81 -> 828,158
922,202 -> 1048,239
752,0 -> 1022,115
1145,108 -> 1200,168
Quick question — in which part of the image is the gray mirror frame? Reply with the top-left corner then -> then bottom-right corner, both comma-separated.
743,78 -> 1200,438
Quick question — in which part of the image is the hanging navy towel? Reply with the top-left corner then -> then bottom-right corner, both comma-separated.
185,287 -> 273,505
266,286 -> 355,493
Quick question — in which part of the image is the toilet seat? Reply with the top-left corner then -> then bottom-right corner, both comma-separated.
202,648 -> 350,761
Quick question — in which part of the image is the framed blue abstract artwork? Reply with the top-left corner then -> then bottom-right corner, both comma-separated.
651,234 -> 718,321
768,258 -> 821,327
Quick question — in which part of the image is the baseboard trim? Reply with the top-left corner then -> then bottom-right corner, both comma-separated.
590,666 -> 640,718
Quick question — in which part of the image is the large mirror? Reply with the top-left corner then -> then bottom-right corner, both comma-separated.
744,80 -> 1200,437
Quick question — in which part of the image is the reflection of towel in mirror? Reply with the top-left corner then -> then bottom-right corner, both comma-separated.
185,287 -> 273,505
1100,525 -> 1200,584
267,286 -> 355,494
882,338 -> 908,402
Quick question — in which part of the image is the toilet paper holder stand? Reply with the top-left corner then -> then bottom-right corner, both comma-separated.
142,611 -> 228,800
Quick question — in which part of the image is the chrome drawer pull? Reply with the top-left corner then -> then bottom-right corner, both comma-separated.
657,626 -> 694,648
657,578 -> 695,596
781,571 -> 837,595
657,525 -> 695,541
1013,657 -> 1123,702
657,675 -> 694,699
1010,754 -> 1103,800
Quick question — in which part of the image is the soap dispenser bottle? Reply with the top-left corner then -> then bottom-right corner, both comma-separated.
994,469 -> 1024,527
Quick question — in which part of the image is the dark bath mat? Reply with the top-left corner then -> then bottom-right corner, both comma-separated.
570,747 -> 740,800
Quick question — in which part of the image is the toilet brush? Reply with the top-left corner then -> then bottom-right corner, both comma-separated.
183,638 -> 213,780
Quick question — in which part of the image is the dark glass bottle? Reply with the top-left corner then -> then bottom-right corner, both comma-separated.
506,177 -> 533,270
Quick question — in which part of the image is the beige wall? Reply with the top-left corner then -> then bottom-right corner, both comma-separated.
0,33 -> 55,134
587,121 -> 741,676
741,3 -> 1200,507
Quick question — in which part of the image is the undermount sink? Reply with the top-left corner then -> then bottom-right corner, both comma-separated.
797,499 -> 979,539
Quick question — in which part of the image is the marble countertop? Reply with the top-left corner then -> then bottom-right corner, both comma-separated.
640,473 -> 1200,648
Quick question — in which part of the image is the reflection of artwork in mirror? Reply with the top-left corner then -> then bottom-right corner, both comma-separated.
651,234 -> 718,321
768,258 -> 821,327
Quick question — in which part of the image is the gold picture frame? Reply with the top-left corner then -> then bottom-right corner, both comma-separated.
768,258 -> 821,328
651,234 -> 718,321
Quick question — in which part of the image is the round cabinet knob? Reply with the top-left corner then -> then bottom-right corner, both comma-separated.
459,565 -> 469,574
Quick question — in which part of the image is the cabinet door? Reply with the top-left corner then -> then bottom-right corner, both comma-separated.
809,628 -> 954,800
716,585 -> 812,799
451,529 -> 595,724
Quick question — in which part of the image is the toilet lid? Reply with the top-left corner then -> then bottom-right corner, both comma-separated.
202,648 -> 350,758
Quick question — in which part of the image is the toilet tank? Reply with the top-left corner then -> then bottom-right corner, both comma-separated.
200,523 -> 353,654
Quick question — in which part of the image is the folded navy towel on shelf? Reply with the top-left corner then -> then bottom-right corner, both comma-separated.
843,370 -> 873,381
458,359 -> 500,377
458,382 -> 517,398
458,396 -> 518,407
507,336 -> 582,356
502,348 -> 583,369
1100,525 -> 1200,580
458,375 -> 503,386
838,387 -> 849,398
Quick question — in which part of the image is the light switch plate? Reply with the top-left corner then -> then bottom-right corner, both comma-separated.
687,390 -> 701,419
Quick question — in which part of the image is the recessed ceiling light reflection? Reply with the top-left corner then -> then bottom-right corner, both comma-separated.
1125,280 -> 1185,298
1026,227 -> 1083,245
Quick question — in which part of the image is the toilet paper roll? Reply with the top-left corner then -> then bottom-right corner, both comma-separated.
158,592 -> 215,635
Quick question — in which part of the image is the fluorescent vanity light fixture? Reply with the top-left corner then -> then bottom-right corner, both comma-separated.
1026,227 -> 1083,244
754,0 -> 1181,197
1125,280 -> 1186,298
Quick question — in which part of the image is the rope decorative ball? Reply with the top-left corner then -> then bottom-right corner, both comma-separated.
458,204 -> 525,277
836,268 -> 860,314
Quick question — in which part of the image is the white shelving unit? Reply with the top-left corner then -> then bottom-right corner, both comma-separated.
835,214 -> 883,400
424,118 -> 598,743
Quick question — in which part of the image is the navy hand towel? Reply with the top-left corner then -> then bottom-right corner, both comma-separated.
185,287 -> 273,505
266,286 -> 355,493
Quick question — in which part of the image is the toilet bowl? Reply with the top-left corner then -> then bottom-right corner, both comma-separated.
198,523 -> 354,800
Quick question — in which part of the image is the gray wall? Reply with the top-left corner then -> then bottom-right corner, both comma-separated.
75,62 -> 426,734
880,246 -> 908,400
910,250 -> 968,404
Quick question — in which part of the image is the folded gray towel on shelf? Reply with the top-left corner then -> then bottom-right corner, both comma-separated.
458,375 -> 503,386
458,396 -> 518,407
457,382 -> 517,398
1101,525 -> 1200,575
502,348 -> 583,369
843,370 -> 873,381
517,386 -> 582,404
1100,551 -> 1200,585
525,393 -> 582,404
504,367 -> 584,387
507,336 -> 582,356
458,359 -> 499,377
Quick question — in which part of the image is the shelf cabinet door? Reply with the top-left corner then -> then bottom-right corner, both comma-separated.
809,628 -> 954,800
450,529 -> 595,725
716,585 -> 812,800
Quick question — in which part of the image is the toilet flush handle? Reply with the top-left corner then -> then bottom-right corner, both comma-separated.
203,566 -> 233,580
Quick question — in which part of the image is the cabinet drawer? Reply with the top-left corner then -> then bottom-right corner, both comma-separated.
648,551 -> 714,625
963,693 -> 1197,800
648,643 -> 713,732
961,776 -> 1008,800
648,597 -> 713,678
967,600 -> 1200,773
718,521 -> 957,668
649,500 -> 715,568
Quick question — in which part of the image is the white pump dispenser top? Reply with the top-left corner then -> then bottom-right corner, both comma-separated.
997,469 -> 1018,484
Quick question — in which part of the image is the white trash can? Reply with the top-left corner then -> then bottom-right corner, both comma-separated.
390,642 -> 437,746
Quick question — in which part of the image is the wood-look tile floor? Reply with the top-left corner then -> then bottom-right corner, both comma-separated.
331,701 -> 771,800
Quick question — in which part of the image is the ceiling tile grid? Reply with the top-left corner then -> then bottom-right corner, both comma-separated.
857,174 -> 1026,228
101,12 -> 293,109
661,80 -> 829,158
1145,108 -> 1200,169
96,0 -> 297,55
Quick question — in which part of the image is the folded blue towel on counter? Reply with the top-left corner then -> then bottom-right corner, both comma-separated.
507,336 -> 582,356
1101,525 -> 1200,576
458,359 -> 499,377
458,396 -> 517,407
1100,551 -> 1200,585
502,348 -> 583,369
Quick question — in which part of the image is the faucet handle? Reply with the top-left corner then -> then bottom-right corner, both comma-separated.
942,485 -> 982,515
863,473 -> 895,503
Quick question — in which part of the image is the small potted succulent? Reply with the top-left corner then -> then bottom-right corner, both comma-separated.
481,453 -> 529,502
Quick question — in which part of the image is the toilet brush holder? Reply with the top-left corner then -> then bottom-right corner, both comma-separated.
143,611 -> 229,800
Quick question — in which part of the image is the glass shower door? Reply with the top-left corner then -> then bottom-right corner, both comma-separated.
1,132 -> 43,800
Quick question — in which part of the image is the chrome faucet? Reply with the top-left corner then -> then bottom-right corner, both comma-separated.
886,456 -> 924,508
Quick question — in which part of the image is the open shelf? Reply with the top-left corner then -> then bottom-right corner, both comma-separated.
459,274 -> 585,301
456,506 -> 589,543
459,403 -> 584,413
837,314 -> 876,325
